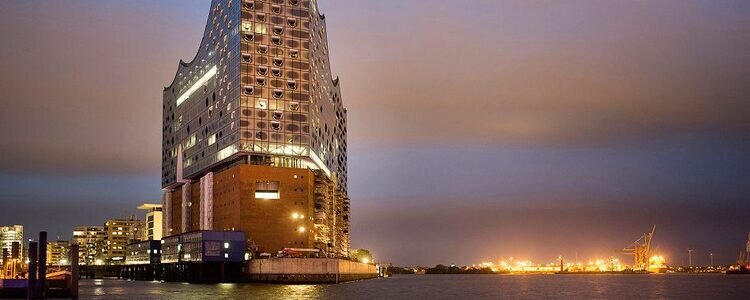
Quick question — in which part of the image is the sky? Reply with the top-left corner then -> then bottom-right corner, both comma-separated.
1,0 -> 749,266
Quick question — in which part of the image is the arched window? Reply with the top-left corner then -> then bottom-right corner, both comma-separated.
243,86 -> 255,95
242,53 -> 252,63
272,68 -> 282,77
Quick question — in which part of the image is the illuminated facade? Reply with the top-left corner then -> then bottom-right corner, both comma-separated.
162,0 -> 350,257
104,217 -> 144,263
72,226 -> 106,265
138,203 -> 164,240
0,225 -> 23,265
47,240 -> 71,266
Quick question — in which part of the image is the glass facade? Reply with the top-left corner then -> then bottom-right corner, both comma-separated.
162,0 -> 348,193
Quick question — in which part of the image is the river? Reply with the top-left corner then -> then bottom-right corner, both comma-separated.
78,273 -> 750,299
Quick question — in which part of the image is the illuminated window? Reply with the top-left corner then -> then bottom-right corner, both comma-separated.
185,134 -> 197,149
255,181 -> 280,199
257,99 -> 268,109
289,102 -> 299,111
217,145 -> 238,161
176,66 -> 217,107
289,49 -> 299,58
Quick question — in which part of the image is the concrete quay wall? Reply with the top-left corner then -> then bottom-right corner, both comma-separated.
246,258 -> 378,283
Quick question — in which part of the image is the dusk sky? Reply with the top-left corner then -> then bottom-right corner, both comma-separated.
1,0 -> 749,266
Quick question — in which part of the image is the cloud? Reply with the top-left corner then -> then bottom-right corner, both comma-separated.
1,0 -> 749,174
322,0 -> 750,147
0,1 -> 208,174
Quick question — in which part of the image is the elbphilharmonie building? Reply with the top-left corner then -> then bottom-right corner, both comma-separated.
161,0 -> 350,257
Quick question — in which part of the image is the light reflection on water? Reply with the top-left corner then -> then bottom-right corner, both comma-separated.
281,284 -> 323,299
78,274 -> 750,300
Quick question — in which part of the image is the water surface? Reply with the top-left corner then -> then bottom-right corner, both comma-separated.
79,274 -> 750,299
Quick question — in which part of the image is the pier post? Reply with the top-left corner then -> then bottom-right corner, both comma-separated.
28,241 -> 38,300
70,244 -> 79,299
38,232 -> 47,299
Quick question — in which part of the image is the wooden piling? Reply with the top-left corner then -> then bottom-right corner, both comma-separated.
27,241 -> 37,300
37,232 -> 47,299
70,244 -> 79,299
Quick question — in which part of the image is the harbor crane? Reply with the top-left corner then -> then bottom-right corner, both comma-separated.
621,225 -> 656,271
739,232 -> 750,265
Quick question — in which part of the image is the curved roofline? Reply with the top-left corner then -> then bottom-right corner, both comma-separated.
164,0 -> 218,91
313,1 -> 340,88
